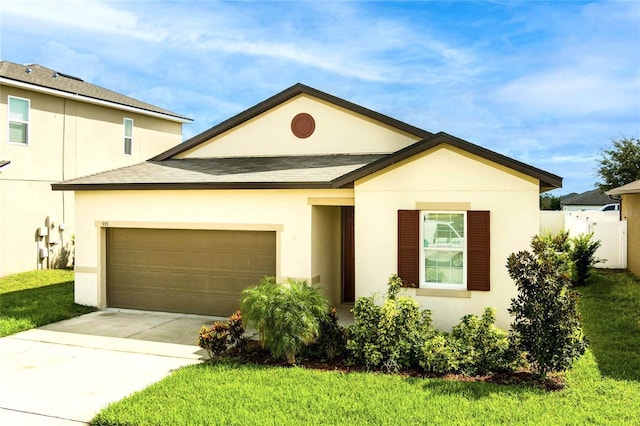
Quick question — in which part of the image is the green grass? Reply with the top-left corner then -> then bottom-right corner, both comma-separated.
0,269 -> 95,337
93,353 -> 639,426
92,270 -> 640,426
578,269 -> 640,381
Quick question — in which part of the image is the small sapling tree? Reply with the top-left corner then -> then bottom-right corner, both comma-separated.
507,236 -> 587,379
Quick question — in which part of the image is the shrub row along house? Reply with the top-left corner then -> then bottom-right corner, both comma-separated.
53,83 -> 561,330
0,60 -> 192,276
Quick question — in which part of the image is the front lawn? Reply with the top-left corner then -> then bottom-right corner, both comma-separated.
92,269 -> 640,425
0,269 -> 95,337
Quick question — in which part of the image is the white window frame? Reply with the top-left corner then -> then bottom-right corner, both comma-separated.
123,118 -> 133,155
8,96 -> 30,145
421,211 -> 467,289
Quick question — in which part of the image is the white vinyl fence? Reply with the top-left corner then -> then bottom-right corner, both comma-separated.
540,211 -> 627,269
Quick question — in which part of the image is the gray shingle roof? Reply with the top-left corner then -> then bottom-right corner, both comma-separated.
52,154 -> 387,190
0,61 -> 191,122
50,84 -> 563,192
561,189 -> 615,206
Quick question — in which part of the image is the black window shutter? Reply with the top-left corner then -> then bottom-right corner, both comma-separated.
397,210 -> 420,288
467,210 -> 490,291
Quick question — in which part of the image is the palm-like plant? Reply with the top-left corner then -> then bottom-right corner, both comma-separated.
240,276 -> 280,348
241,277 -> 329,364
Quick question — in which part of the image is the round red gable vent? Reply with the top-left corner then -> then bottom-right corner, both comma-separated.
291,113 -> 315,139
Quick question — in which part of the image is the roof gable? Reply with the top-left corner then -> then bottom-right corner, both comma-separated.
173,93 -> 425,158
152,83 -> 431,161
52,85 -> 562,192
332,132 -> 562,191
0,61 -> 191,123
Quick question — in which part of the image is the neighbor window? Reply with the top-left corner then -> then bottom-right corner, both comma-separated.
8,96 -> 30,145
123,118 -> 133,155
422,211 -> 466,287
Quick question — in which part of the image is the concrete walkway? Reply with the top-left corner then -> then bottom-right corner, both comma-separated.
0,310 -> 223,425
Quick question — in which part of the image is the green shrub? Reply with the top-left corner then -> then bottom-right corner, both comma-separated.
419,333 -> 460,374
531,230 -> 572,254
451,307 -> 520,375
532,231 -> 602,287
346,275 -> 433,370
571,233 -> 601,286
241,277 -> 329,364
345,295 -> 382,367
304,307 -> 346,361
418,308 -> 520,376
507,237 -> 587,379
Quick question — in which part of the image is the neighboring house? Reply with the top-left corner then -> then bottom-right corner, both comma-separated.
0,61 -> 191,276
561,189 -> 619,211
53,84 -> 561,330
607,180 -> 640,277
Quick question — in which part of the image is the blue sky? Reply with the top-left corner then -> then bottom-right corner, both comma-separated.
2,0 -> 638,195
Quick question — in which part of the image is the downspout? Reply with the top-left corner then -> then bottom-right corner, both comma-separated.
608,194 -> 622,221
62,99 -> 66,231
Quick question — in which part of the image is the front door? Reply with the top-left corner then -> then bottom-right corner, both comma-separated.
341,206 -> 355,303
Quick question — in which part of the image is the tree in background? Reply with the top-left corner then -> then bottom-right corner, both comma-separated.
540,193 -> 561,210
596,137 -> 640,192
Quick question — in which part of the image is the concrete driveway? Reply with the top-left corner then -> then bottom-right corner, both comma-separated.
0,309 -> 223,425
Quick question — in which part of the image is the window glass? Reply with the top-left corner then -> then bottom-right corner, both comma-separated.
124,118 -> 133,155
9,123 -> 27,143
423,212 -> 465,286
8,97 -> 29,144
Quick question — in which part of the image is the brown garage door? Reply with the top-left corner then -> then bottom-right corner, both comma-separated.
107,228 -> 276,316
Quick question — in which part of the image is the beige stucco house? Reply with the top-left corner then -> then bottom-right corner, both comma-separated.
0,61 -> 191,276
54,84 -> 561,330
607,180 -> 640,277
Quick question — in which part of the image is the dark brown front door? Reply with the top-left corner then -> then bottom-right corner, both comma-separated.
341,206 -> 355,303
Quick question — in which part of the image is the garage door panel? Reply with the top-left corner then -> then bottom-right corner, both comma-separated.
107,228 -> 276,316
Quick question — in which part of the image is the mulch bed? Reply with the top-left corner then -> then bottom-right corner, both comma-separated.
217,342 -> 565,392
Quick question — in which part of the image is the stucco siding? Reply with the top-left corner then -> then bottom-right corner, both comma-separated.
0,180 -> 73,273
623,194 -> 640,277
73,189 -> 353,307
73,102 -> 182,176
0,86 -> 182,276
354,145 -> 540,330
176,95 -> 420,158
311,206 -> 342,305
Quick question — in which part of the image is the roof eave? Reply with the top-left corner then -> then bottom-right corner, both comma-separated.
1,77 -> 193,124
51,181 -> 335,191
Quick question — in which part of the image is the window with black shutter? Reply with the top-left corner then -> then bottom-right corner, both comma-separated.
397,209 -> 490,291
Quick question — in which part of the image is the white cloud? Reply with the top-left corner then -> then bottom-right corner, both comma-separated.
39,41 -> 104,81
3,0 -> 166,42
495,70 -> 638,116
546,154 -> 599,164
